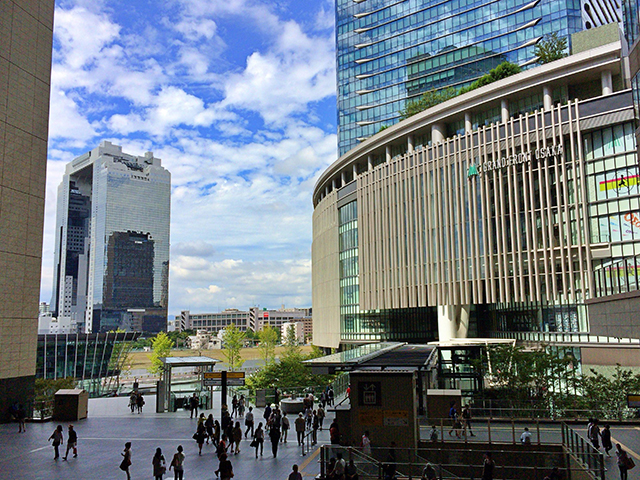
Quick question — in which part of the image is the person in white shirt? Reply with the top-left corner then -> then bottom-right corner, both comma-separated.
361,430 -> 371,455
520,427 -> 532,444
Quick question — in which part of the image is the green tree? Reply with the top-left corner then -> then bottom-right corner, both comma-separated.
222,323 -> 245,371
246,348 -> 334,392
534,33 -> 568,64
478,344 -> 577,412
257,325 -> 278,366
148,332 -> 174,375
459,62 -> 521,95
578,366 -> 640,420
283,324 -> 301,358
400,87 -> 458,119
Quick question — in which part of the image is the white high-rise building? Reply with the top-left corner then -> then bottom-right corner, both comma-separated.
51,141 -> 171,333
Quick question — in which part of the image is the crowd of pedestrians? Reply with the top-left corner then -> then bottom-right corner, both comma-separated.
34,386 -> 639,480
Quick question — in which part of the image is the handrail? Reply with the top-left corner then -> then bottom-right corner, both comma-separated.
319,445 -> 599,480
561,423 -> 605,480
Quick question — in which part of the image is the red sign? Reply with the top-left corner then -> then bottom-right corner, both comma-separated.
263,312 -> 269,318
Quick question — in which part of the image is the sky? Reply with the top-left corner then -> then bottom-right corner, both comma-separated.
41,0 -> 338,317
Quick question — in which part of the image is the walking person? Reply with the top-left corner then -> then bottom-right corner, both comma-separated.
616,443 -> 633,480
590,419 -> 601,450
232,395 -> 238,417
245,406 -> 255,438
482,452 -> 495,480
48,425 -> 63,460
312,410 -> 319,445
136,392 -> 145,413
462,404 -> 475,436
263,404 -> 272,430
295,412 -> 306,446
63,424 -> 78,460
520,427 -> 532,444
120,442 -> 132,480
305,405 -> 313,429
189,393 -> 199,419
193,420 -> 206,455
289,464 -> 303,480
253,422 -> 265,457
16,404 -> 26,433
169,445 -> 185,480
232,421 -> 242,454
213,420 -> 221,447
281,412 -> 290,442
317,405 -> 326,430
239,394 -> 246,416
448,401 -> 460,438
269,421 -> 281,458
361,430 -> 371,455
152,447 -> 166,480
215,453 -> 234,480
422,463 -> 437,480
206,414 -> 214,445
129,391 -> 136,413
601,424 -> 613,457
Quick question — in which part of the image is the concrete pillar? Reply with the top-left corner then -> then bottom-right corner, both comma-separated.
407,135 -> 414,153
332,178 -> 336,190
464,112 -> 472,133
437,304 -> 470,342
353,164 -> 357,178
325,186 -> 329,197
601,70 -> 613,96
341,171 -> 346,187
543,85 -> 553,111
431,123 -> 445,144
386,146 -> 391,163
501,99 -> 509,123
368,155 -> 373,171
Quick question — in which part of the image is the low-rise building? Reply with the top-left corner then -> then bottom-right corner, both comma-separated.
251,306 -> 312,331
177,309 -> 252,333
280,322 -> 305,344
186,330 -> 221,350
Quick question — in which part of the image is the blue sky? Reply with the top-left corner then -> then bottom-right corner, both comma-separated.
41,0 -> 338,316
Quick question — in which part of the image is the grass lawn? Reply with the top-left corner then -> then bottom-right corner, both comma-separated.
127,345 -> 313,371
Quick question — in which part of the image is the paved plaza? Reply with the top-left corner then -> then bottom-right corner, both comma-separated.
2,392 -> 640,479
0,393 -> 328,480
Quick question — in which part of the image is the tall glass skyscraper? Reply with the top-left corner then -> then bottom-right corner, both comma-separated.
51,141 -> 171,333
335,0 -> 617,156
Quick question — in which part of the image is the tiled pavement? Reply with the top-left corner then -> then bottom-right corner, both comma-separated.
0,393 -> 330,480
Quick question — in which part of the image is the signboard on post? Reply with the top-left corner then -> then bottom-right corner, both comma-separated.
227,372 -> 246,386
627,394 -> 640,408
203,372 -> 222,387
203,371 -> 245,387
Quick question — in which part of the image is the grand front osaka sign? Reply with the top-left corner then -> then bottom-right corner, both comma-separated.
467,144 -> 563,178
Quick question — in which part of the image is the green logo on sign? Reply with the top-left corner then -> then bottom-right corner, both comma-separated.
468,164 -> 479,178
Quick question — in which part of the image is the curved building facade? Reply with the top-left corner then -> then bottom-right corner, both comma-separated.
313,33 -> 639,349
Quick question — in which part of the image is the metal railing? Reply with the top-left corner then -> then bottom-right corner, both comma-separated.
460,400 -> 640,421
491,330 -> 640,346
319,445 -> 601,480
561,423 -> 605,480
418,417 -> 561,445
32,399 -> 54,421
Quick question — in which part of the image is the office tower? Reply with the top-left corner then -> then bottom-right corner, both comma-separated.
335,0 -> 626,156
314,25 -> 639,352
51,141 -> 171,333
0,0 -> 55,414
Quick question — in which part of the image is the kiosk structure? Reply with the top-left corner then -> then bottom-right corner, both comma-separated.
157,356 -> 219,413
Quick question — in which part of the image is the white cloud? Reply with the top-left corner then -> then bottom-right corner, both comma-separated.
222,21 -> 335,123
42,0 -> 338,317
48,88 -> 98,140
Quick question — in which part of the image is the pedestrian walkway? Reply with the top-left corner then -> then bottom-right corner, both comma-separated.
0,392 -> 330,480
